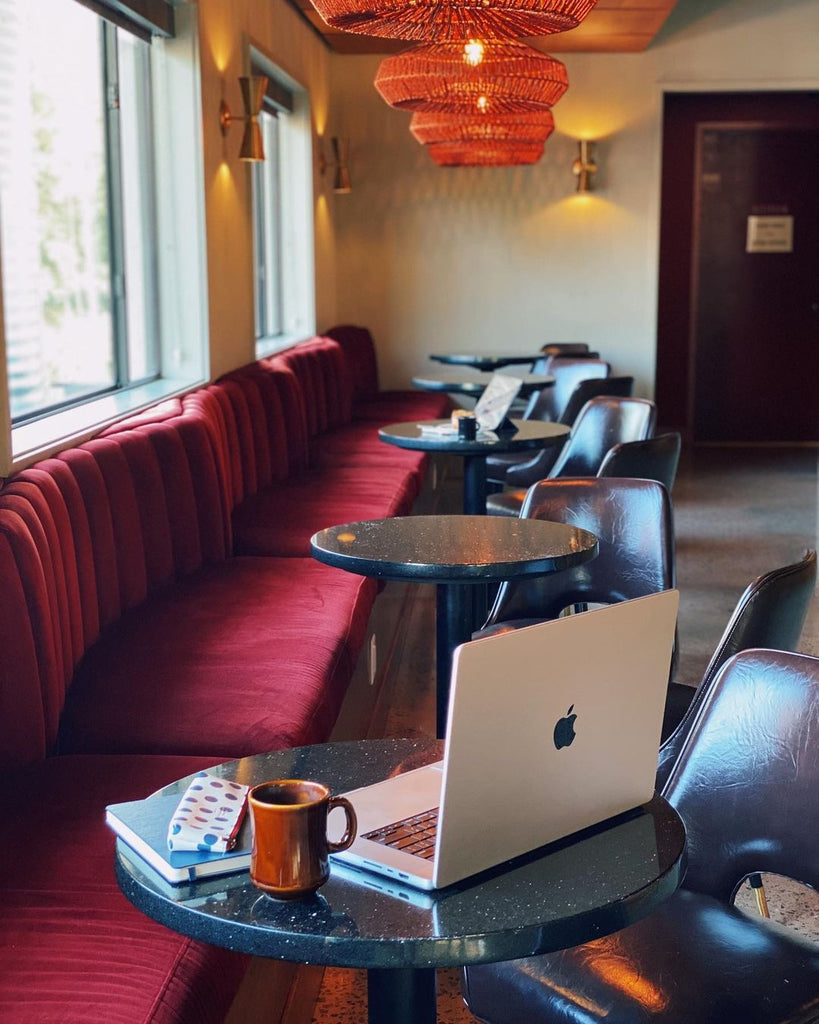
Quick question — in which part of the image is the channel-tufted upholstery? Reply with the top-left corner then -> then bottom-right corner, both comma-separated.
0,329 -> 443,1022
463,649 -> 819,1024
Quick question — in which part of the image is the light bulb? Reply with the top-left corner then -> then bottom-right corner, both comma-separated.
476,95 -> 488,112
463,39 -> 485,67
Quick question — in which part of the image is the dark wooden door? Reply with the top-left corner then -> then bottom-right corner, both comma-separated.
691,127 -> 819,442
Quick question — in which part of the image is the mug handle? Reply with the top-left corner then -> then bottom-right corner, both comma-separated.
327,796 -> 357,852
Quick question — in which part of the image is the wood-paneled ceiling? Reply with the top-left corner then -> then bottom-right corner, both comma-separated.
289,0 -> 680,54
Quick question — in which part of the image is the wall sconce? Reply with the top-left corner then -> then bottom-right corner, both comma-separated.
319,137 -> 352,194
220,76 -> 268,162
572,139 -> 598,193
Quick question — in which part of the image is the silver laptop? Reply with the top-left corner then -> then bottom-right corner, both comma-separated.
330,590 -> 679,891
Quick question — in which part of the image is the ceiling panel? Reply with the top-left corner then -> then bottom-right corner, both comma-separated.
289,0 -> 680,54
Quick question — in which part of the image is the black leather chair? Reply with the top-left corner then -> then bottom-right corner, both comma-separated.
657,548 -> 817,787
479,477 -> 675,635
597,431 -> 682,492
557,374 -> 634,428
523,357 -> 612,422
463,648 -> 819,1024
487,375 -> 633,487
487,396 -> 657,517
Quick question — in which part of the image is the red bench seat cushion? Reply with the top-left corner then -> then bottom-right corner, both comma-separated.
232,466 -> 418,557
308,423 -> 428,479
0,754 -> 248,1023
353,391 -> 452,423
58,559 -> 376,758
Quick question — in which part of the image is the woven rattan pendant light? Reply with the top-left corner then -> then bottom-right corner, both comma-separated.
427,140 -> 545,166
375,41 -> 568,114
410,109 -> 555,147
310,0 -> 598,42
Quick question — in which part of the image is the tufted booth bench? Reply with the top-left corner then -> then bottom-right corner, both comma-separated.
0,330 -> 449,1023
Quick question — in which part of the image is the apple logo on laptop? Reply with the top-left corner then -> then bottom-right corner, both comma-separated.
553,705 -> 577,750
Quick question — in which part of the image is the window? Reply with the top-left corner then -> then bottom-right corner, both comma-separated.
250,57 -> 315,354
0,0 -> 166,424
0,0 -> 206,471
254,99 -> 287,341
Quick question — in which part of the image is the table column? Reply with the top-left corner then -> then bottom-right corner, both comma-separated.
436,582 -> 480,737
462,453 -> 487,516
367,967 -> 437,1024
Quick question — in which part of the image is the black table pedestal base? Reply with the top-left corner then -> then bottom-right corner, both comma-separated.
462,454 -> 487,516
367,967 -> 437,1024
436,583 -> 475,737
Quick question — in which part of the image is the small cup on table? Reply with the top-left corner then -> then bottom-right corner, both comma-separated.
456,413 -> 478,440
248,779 -> 357,899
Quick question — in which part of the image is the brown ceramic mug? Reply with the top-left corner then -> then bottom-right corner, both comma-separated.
248,780 -> 357,899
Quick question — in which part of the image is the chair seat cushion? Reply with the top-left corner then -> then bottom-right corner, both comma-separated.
232,468 -> 418,557
0,754 -> 248,1023
486,490 -> 527,517
463,888 -> 819,1024
59,558 -> 376,758
486,451 -> 529,482
310,426 -> 428,480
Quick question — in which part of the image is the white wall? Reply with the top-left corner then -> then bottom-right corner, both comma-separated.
198,0 -> 337,378
329,0 -> 819,397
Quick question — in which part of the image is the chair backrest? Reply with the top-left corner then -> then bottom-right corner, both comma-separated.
540,342 -> 590,356
559,376 -> 635,426
550,358 -> 610,418
665,648 -> 819,902
530,352 -> 602,376
524,358 -> 611,424
548,396 -> 657,479
657,548 -> 817,789
598,431 -> 682,491
484,477 -> 675,626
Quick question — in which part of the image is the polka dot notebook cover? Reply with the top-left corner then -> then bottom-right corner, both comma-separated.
106,773 -> 252,885
168,773 -> 248,854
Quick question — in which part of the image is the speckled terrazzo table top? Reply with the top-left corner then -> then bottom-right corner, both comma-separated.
378,419 -> 569,456
412,372 -> 554,396
116,739 -> 686,970
310,516 -> 598,584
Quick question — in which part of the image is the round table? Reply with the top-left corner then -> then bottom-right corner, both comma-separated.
115,738 -> 687,1024
429,352 -> 544,372
310,516 -> 598,736
412,371 -> 554,398
378,418 -> 569,515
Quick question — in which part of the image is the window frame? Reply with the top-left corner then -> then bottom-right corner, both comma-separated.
1,0 -> 208,473
249,51 -> 316,358
3,4 -> 163,429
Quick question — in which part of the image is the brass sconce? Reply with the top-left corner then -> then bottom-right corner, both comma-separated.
220,76 -> 268,162
572,139 -> 598,193
319,137 -> 352,194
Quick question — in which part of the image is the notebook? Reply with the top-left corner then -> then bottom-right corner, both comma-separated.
330,590 -> 679,891
106,791 -> 252,884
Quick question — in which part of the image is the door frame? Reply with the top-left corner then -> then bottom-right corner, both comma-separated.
655,91 -> 819,443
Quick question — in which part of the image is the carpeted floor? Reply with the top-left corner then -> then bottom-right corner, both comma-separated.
309,446 -> 819,1023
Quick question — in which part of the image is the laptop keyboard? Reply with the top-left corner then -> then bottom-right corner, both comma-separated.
363,807 -> 439,860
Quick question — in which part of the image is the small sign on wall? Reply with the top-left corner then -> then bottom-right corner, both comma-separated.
746,215 -> 793,253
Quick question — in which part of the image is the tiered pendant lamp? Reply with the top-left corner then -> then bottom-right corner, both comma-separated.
310,0 -> 598,42
410,109 -> 555,147
427,140 -> 545,166
375,41 -> 568,114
